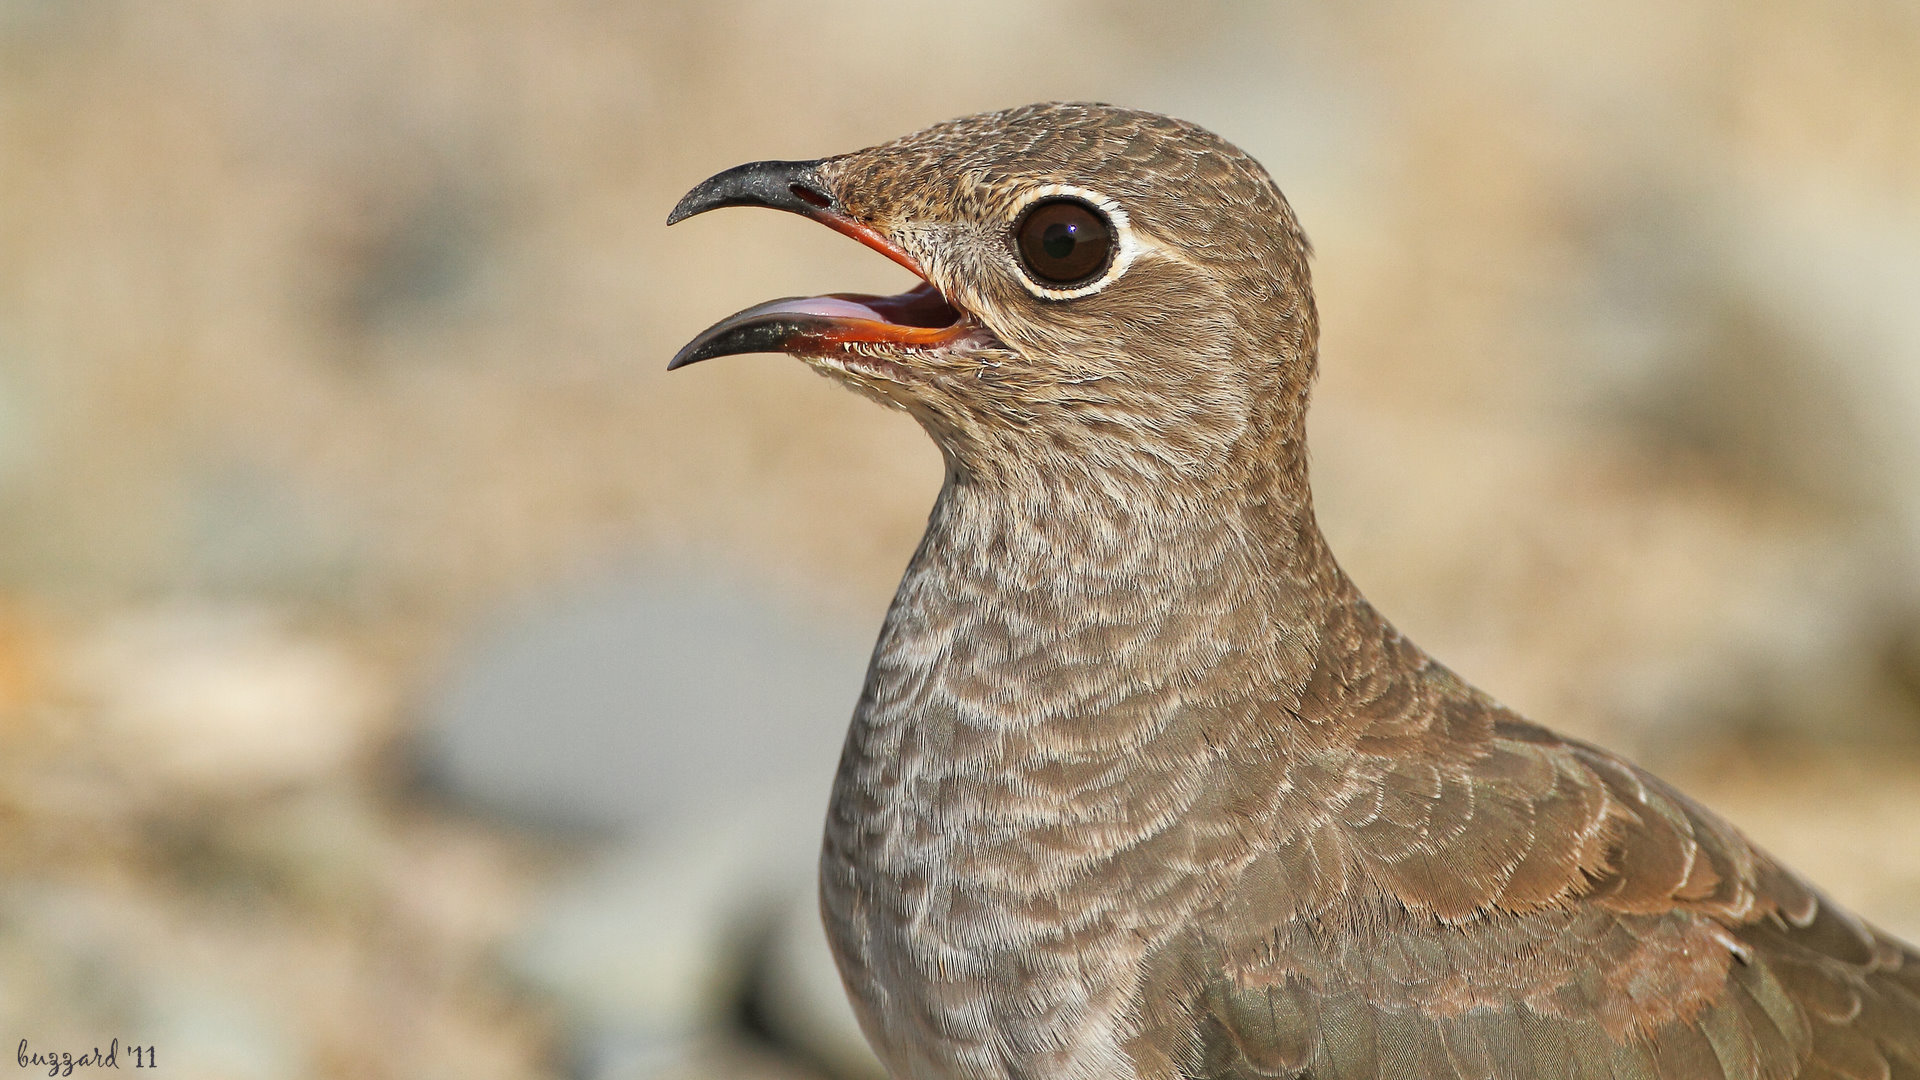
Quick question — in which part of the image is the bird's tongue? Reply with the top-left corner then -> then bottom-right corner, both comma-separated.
740,295 -> 893,323
668,283 -> 964,370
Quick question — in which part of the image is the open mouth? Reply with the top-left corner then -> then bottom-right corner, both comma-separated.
667,282 -> 976,373
665,158 -> 1000,376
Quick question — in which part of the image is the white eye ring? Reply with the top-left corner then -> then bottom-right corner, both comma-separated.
1008,184 -> 1137,301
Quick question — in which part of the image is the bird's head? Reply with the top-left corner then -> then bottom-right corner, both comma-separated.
669,102 -> 1319,486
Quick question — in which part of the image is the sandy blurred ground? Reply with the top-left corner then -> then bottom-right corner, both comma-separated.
2,1 -> 1919,1076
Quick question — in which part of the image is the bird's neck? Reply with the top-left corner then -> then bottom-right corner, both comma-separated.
832,442 -> 1452,933
861,445 -> 1368,746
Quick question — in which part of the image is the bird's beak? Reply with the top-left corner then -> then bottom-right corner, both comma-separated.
665,159 -> 969,371
667,159 -> 925,277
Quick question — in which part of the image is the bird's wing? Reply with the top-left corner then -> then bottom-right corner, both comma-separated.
1138,703 -> 1920,1080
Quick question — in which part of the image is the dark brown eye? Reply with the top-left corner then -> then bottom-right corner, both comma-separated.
1015,197 -> 1115,288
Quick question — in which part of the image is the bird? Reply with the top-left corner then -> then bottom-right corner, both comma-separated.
665,102 -> 1920,1080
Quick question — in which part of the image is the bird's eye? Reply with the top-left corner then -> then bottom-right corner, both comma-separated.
1015,197 -> 1115,289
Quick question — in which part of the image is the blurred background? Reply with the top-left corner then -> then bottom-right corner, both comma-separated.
3,0 -> 1920,1076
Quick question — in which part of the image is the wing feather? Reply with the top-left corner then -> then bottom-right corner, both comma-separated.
1150,713 -> 1920,1078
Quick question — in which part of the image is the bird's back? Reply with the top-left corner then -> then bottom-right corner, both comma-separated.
1144,587 -> 1920,1080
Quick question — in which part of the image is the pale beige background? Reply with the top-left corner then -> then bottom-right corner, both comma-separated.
2,2 -> 1918,1077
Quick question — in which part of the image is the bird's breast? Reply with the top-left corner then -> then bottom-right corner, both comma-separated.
817,539 -> 1292,1078
815,482 -> 1322,1077
819,638 -> 1176,1080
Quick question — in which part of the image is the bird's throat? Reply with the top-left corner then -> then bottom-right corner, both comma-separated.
855,467 -> 1337,759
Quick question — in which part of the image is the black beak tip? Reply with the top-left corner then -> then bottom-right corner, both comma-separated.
666,158 -> 830,227
664,197 -> 698,227
668,312 -> 813,372
665,341 -> 706,370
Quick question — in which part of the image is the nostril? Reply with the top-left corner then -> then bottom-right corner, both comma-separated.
789,182 -> 833,209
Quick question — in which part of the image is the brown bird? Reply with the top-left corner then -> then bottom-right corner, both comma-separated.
666,103 -> 1920,1079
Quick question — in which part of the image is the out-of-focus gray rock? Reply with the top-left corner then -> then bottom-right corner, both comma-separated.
508,779 -> 826,1077
420,568 -> 871,834
434,568 -> 880,1075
